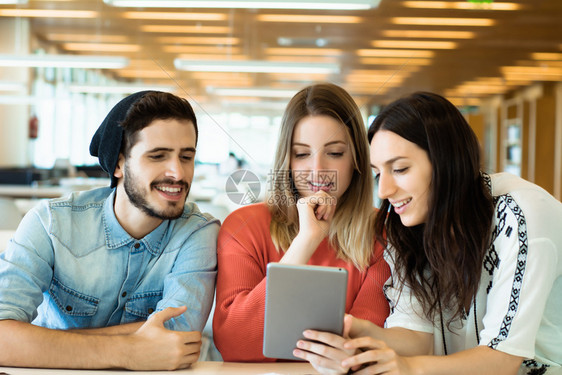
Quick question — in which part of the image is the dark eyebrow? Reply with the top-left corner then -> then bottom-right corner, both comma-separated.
385,156 -> 406,165
371,156 -> 407,169
146,147 -> 196,153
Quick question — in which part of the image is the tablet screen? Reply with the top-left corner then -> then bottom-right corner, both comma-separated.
263,263 -> 348,360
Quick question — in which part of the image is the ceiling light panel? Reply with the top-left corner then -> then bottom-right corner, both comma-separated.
155,36 -> 239,45
357,49 -> 435,58
104,0 -> 381,10
257,14 -> 362,23
0,54 -> 129,69
163,46 -> 242,54
174,59 -> 340,74
0,0 -> 27,4
382,30 -> 475,39
391,17 -> 495,26
199,79 -> 254,87
501,66 -> 562,75
45,33 -> 128,43
531,52 -> 562,61
62,43 -> 141,52
176,54 -> 248,60
190,72 -> 251,80
265,56 -> 339,64
265,48 -> 342,56
402,1 -> 521,11
207,87 -> 297,98
359,57 -> 432,66
141,25 -> 232,34
123,11 -> 227,21
116,70 -> 176,79
371,40 -> 458,49
68,84 -> 175,94
0,9 -> 97,18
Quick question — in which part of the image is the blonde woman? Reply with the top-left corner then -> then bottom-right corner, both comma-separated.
213,83 -> 390,365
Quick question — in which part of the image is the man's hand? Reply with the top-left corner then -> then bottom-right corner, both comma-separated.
125,306 -> 202,370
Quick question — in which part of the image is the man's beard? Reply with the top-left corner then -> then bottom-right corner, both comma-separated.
123,162 -> 189,220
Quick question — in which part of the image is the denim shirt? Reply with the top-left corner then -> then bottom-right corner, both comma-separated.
0,187 -> 219,332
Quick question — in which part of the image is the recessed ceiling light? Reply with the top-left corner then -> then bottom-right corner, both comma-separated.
357,49 -> 435,58
123,11 -> 227,21
140,25 -> 231,34
402,1 -> 521,11
0,54 -> 129,69
371,40 -> 458,49
257,14 -> 362,23
382,30 -> 475,39
391,17 -> 495,26
174,59 -> 340,74
67,84 -> 175,94
104,0 -> 380,10
0,9 -> 97,18
207,87 -> 297,98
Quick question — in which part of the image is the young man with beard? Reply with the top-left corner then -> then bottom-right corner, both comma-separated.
0,91 -> 219,370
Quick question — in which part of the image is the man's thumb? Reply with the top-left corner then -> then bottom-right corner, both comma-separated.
151,306 -> 188,325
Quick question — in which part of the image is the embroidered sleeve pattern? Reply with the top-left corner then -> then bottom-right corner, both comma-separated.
487,194 -> 528,349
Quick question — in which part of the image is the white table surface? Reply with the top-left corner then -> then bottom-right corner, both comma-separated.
0,185 -> 68,199
0,361 -> 319,374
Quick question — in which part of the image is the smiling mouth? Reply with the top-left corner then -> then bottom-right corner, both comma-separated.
152,180 -> 189,199
308,181 -> 334,192
155,186 -> 182,194
391,198 -> 412,208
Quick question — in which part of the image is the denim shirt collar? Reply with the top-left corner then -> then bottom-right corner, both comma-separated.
102,189 -> 169,256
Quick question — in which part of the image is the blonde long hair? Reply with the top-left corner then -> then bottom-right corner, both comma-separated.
267,83 -> 375,269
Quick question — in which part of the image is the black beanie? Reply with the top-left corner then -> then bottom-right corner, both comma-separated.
89,91 -> 156,188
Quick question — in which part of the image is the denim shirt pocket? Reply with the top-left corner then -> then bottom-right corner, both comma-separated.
123,290 -> 163,322
49,277 -> 99,318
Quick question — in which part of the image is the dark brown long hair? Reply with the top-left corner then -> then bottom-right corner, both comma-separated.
368,92 -> 494,324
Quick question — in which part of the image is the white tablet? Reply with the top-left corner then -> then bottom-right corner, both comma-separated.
263,263 -> 348,360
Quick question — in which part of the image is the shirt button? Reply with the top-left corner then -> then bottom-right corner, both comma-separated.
148,308 -> 154,314
122,291 -> 127,297
134,243 -> 140,249
66,305 -> 73,312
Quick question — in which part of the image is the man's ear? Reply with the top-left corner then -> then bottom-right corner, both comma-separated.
113,153 -> 125,179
